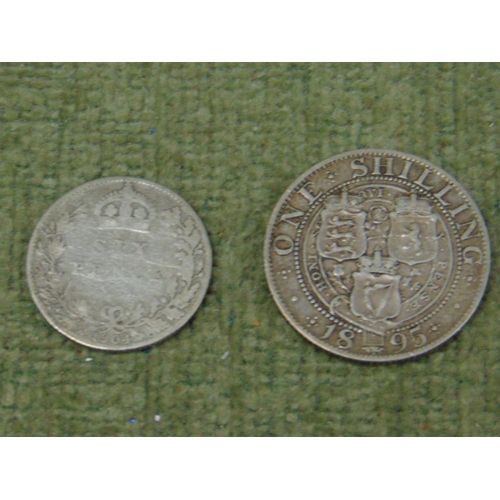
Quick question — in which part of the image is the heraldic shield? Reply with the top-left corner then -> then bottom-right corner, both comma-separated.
317,190 -> 367,262
350,251 -> 402,322
387,194 -> 438,266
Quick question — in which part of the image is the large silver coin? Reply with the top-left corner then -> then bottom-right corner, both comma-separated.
264,150 -> 491,362
27,177 -> 212,351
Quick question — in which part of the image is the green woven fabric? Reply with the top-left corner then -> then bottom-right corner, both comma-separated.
0,63 -> 498,436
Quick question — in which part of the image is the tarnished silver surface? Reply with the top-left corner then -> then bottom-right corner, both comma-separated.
264,150 -> 491,362
27,177 -> 212,351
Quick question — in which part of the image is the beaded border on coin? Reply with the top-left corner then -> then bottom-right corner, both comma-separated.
264,150 -> 491,362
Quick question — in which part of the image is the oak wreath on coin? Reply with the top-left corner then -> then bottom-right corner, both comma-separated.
27,177 -> 212,351
264,150 -> 490,362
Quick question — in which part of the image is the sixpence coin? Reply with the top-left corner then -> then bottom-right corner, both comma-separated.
27,177 -> 212,351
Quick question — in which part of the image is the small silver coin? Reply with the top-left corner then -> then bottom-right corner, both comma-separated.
27,177 -> 212,351
264,150 -> 491,362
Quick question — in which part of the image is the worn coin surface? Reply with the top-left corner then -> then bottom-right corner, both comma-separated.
27,177 -> 212,351
264,150 -> 491,362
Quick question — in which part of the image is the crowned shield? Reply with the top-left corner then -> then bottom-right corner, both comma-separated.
387,195 -> 438,266
350,271 -> 402,322
317,191 -> 367,262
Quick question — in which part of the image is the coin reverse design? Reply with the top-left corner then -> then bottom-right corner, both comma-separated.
27,177 -> 212,351
264,150 -> 490,362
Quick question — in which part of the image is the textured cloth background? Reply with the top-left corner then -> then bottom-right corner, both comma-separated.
0,62 -> 498,436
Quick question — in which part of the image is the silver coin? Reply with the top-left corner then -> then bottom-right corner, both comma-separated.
264,150 -> 491,362
27,177 -> 212,351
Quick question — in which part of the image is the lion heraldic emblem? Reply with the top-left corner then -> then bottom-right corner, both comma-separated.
388,193 -> 438,265
316,191 -> 440,325
317,190 -> 367,262
265,150 -> 491,361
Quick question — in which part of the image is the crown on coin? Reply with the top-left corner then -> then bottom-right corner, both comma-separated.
358,249 -> 398,275
395,193 -> 433,214
325,189 -> 362,211
95,183 -> 153,232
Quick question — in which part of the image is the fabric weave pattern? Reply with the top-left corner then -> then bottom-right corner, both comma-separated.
0,63 -> 498,436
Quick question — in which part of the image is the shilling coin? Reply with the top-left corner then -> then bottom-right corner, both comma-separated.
264,150 -> 491,362
27,177 -> 212,351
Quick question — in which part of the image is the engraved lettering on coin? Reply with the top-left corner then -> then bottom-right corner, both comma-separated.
264,150 -> 491,362
27,177 -> 212,351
